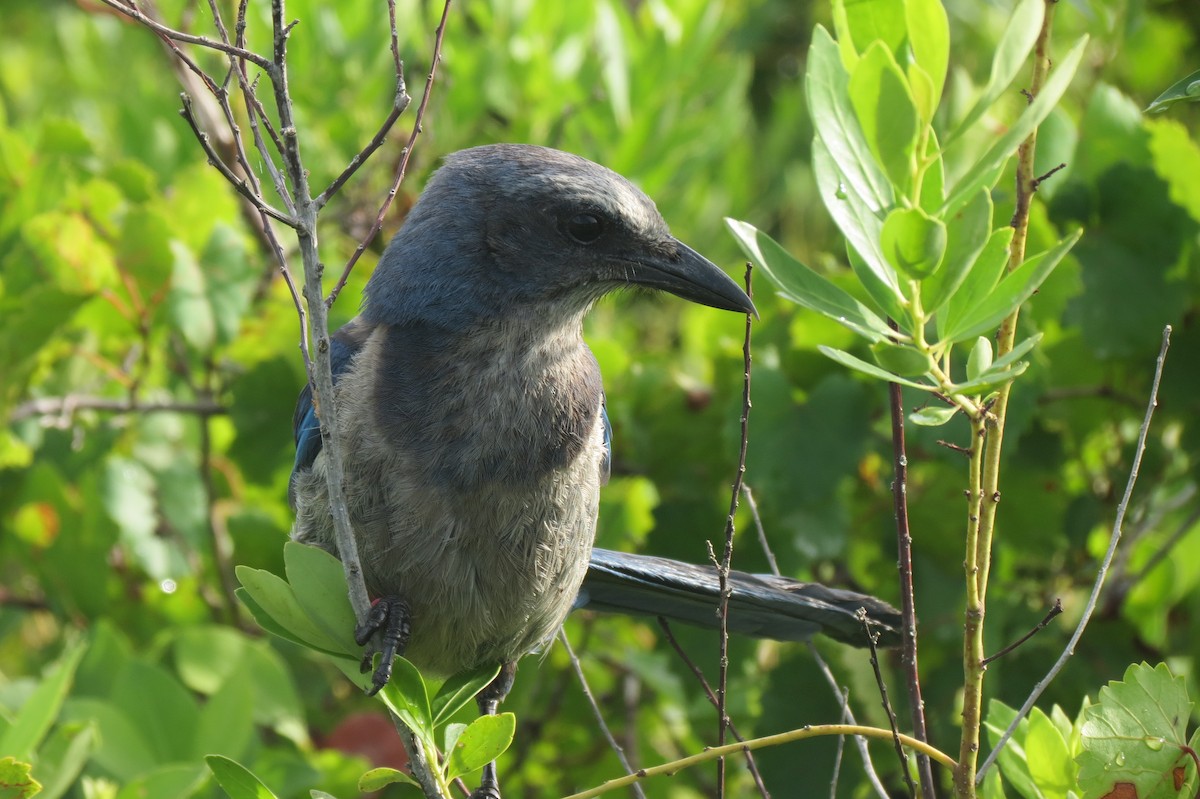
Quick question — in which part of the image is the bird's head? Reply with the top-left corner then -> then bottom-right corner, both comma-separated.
363,144 -> 756,327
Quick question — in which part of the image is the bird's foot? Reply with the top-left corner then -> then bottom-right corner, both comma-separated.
355,596 -> 412,696
468,786 -> 501,799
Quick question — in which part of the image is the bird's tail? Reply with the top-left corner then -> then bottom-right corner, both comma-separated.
577,548 -> 902,648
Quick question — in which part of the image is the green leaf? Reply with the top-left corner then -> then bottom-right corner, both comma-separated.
947,360 -> 1029,396
833,0 -> 906,64
812,137 -> 906,321
445,713 -> 516,781
205,756 -> 279,799
924,189 -> 993,316
849,41 -> 920,195
905,0 -> 948,117
111,660 -> 198,763
59,699 -> 154,782
1145,68 -> 1200,114
30,723 -> 96,799
726,219 -> 895,343
378,658 -> 433,734
173,626 -> 247,695
967,337 -> 994,381
818,346 -> 932,390
1077,662 -> 1197,799
910,405 -> 958,427
985,699 -> 1041,799
943,36 -> 1088,214
944,0 -> 1045,146
234,588 -> 317,652
807,26 -> 893,212
880,207 -> 946,279
444,722 -> 468,757
357,768 -> 418,793
0,757 -> 41,799
941,226 -> 1014,339
1146,118 -> 1200,225
0,643 -> 85,761
431,663 -> 502,727
942,230 -> 1081,344
168,240 -> 215,352
235,566 -> 350,657
283,542 -> 360,656
869,340 -> 934,377
113,765 -> 206,799
1025,707 -> 1075,799
193,661 -> 255,761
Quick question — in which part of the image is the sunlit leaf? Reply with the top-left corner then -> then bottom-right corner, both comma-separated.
818,346 -> 932,389
944,0 -> 1044,146
431,663 -> 502,727
358,768 -> 418,793
1077,663 -> 1198,799
726,218 -> 895,343
849,41 -> 920,195
943,36 -> 1088,214
1145,68 -> 1200,114
942,230 -> 1080,344
880,206 -> 946,279
812,136 -> 906,320
445,713 -> 516,781
905,0 -> 948,117
807,26 -> 893,212
206,756 -> 278,799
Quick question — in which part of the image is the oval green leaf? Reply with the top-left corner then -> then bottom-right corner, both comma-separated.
881,207 -> 947,279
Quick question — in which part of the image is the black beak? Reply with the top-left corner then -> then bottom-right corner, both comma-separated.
626,239 -> 757,316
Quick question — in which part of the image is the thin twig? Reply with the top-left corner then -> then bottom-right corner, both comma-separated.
858,609 -> 914,798
741,484 -> 779,578
326,0 -> 453,308
315,0 -> 410,209
11,395 -> 226,423
714,265 -> 754,796
977,325 -> 1173,782
178,93 -> 297,226
805,642 -> 889,799
744,464 -> 884,796
980,599 -> 1062,667
656,618 -> 772,799
98,0 -> 275,71
888,359 -> 935,799
558,631 -> 647,799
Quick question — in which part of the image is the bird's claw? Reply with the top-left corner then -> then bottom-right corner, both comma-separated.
354,596 -> 412,696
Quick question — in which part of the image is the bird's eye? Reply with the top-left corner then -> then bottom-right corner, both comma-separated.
566,213 -> 605,244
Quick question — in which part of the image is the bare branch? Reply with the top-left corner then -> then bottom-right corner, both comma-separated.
315,0 -> 411,209
655,619 -> 771,799
559,631 -> 648,799
12,395 -> 226,423
179,93 -> 297,226
97,0 -> 275,72
326,0 -> 453,309
714,264 -> 754,797
977,325 -> 1173,782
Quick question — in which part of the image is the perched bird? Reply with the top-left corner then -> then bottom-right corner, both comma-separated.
290,143 -> 753,797
289,144 -> 896,797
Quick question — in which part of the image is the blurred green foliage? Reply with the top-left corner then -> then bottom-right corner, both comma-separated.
2,0 -> 1200,797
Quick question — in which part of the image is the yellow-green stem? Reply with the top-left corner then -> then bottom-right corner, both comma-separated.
954,3 -> 1058,796
562,724 -> 958,799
